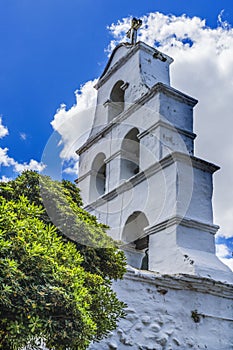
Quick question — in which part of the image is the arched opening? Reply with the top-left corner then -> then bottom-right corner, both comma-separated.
122,211 -> 149,269
108,80 -> 125,122
120,128 -> 140,180
89,153 -> 106,202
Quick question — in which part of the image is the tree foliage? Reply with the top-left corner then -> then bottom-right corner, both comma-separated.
0,171 -> 126,350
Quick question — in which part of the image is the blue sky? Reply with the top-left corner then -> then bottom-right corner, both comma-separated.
1,0 -> 233,174
1,1 -> 233,269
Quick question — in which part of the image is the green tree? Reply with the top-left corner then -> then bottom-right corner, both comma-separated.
0,171 -> 126,350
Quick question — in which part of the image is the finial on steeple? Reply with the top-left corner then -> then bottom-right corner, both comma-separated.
126,17 -> 142,45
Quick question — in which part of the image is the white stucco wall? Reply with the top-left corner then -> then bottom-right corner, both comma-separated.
77,41 -> 233,350
89,268 -> 233,350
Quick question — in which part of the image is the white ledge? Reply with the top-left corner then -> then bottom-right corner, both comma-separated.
125,267 -> 233,298
76,82 -> 198,155
144,215 -> 219,235
138,119 -> 196,140
84,151 -> 220,211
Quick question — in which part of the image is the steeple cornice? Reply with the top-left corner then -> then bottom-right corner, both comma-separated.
95,41 -> 173,90
76,81 -> 198,155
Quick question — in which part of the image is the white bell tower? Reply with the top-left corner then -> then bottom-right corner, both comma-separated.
76,40 -> 232,284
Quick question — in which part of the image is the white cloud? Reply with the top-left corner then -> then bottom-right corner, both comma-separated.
219,257 -> 233,271
0,118 -> 45,175
0,175 -> 12,182
0,147 -> 45,174
62,156 -> 79,176
216,242 -> 233,271
14,159 -> 46,173
50,12 -> 233,239
0,147 -> 15,167
218,10 -> 231,30
216,243 -> 231,258
20,132 -> 27,141
0,116 -> 9,139
51,80 -> 97,161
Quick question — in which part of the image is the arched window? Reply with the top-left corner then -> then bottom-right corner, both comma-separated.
122,211 -> 149,269
108,80 -> 125,122
120,128 -> 140,180
89,153 -> 106,202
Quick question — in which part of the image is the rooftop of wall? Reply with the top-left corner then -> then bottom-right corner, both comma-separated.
94,41 -> 174,90
125,267 -> 233,297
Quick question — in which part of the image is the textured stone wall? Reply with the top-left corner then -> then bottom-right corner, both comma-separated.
89,268 -> 233,350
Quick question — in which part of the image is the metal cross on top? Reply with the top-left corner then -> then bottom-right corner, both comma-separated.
126,17 -> 142,45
